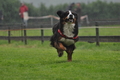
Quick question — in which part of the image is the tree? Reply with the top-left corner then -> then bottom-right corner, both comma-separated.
0,0 -> 120,23
1,0 -> 20,22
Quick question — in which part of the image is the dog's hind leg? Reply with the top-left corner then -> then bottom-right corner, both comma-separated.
66,45 -> 75,62
66,50 -> 73,62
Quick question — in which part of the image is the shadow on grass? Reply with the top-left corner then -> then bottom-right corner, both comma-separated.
51,60 -> 82,64
41,60 -> 80,65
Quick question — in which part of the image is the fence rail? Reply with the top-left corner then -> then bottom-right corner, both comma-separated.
0,22 -> 120,46
0,36 -> 119,42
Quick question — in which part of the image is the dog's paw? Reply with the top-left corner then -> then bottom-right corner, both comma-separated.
58,52 -> 63,57
57,50 -> 63,57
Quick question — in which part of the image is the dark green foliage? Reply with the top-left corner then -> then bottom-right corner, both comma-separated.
0,0 -> 21,22
81,0 -> 120,19
0,0 -> 120,22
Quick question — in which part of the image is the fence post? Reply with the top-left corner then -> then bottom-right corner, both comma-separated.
95,22 -> 100,46
41,25 -> 44,44
21,24 -> 23,42
24,26 -> 27,45
8,27 -> 11,44
51,17 -> 53,26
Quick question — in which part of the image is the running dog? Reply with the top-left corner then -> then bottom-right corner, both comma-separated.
50,10 -> 79,61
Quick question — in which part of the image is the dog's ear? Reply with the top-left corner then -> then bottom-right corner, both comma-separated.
57,10 -> 64,17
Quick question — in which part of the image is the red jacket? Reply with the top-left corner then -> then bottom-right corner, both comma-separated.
19,5 -> 28,18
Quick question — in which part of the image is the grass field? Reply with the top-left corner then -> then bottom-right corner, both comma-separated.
0,25 -> 120,80
0,40 -> 120,80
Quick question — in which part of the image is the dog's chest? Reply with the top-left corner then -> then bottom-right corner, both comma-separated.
59,23 -> 75,46
63,23 -> 75,37
59,37 -> 75,46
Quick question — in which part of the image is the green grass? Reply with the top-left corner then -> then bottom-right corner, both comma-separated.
79,27 -> 120,36
0,25 -> 120,80
0,26 -> 120,36
0,40 -> 120,80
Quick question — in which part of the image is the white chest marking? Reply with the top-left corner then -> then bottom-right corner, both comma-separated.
63,23 -> 75,37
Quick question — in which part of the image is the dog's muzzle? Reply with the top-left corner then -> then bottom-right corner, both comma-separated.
66,14 -> 75,23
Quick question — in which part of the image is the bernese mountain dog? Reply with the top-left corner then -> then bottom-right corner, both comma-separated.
50,10 -> 79,62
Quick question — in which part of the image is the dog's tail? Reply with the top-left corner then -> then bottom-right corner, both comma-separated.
50,36 -> 55,47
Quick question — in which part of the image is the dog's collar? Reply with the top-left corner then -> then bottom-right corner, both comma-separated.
58,29 -> 78,39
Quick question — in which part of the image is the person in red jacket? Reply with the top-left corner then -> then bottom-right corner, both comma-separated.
19,3 -> 28,26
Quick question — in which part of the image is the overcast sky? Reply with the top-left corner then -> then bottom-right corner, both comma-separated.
20,0 -> 120,7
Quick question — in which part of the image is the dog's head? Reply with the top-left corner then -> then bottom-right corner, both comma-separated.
57,10 -> 77,24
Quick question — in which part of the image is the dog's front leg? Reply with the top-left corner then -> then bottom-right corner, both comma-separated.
54,42 -> 66,57
54,42 -> 66,51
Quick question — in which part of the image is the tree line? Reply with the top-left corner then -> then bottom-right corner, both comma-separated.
0,0 -> 120,23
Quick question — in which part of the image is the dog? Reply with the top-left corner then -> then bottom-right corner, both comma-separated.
50,10 -> 79,62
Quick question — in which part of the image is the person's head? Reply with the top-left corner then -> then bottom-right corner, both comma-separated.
21,2 -> 25,6
71,3 -> 75,6
76,3 -> 81,7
